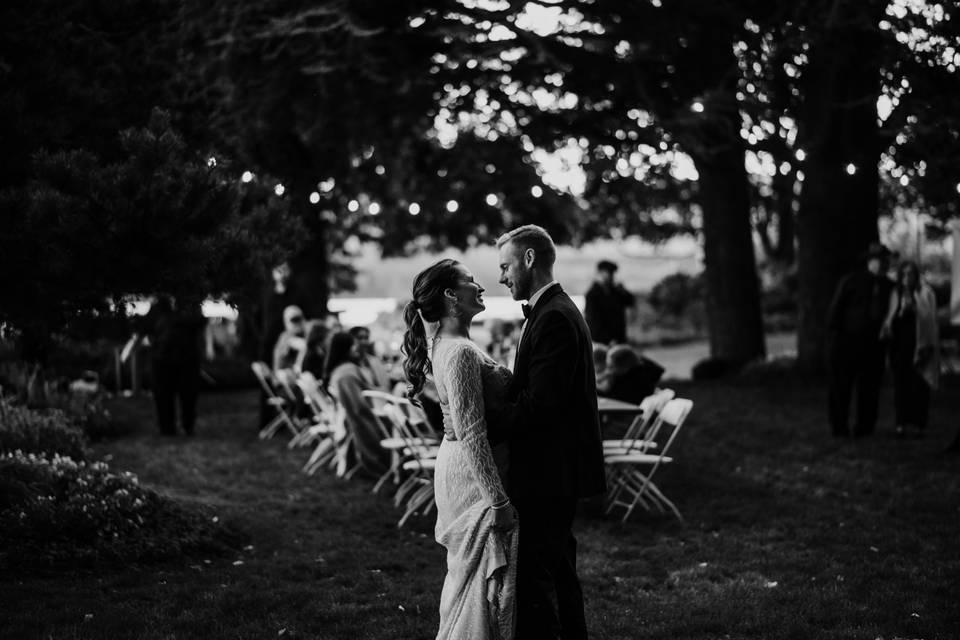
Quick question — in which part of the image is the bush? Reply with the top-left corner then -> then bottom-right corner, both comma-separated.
0,398 -> 87,460
0,361 -> 132,442
648,272 -> 705,319
0,451 -> 242,569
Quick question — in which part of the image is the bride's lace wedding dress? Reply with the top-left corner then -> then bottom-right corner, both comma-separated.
430,336 -> 517,640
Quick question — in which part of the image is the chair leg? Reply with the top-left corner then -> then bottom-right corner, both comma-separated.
259,414 -> 285,440
397,480 -> 434,528
372,465 -> 398,494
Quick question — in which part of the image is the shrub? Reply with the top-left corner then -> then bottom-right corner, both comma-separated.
0,451 -> 242,569
648,272 -> 705,318
0,398 -> 87,460
0,361 -> 132,442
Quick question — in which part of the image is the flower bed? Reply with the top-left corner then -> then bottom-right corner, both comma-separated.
0,451 -> 241,569
0,399 -> 87,460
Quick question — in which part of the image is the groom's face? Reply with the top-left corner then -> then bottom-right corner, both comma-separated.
498,241 -> 533,301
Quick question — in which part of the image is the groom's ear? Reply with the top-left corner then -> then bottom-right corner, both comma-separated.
523,248 -> 536,268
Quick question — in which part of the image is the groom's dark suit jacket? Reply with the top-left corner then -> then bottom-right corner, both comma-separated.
493,284 -> 606,499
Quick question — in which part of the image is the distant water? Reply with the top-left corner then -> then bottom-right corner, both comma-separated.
328,295 -> 585,327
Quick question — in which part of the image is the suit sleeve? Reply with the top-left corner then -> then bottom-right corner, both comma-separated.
498,310 -> 579,436
826,275 -> 850,330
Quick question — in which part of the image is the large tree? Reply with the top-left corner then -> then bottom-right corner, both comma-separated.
0,2 -> 301,359
188,0 -> 580,316
788,0 -> 960,369
426,1 -> 768,365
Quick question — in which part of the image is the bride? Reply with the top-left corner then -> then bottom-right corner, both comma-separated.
402,258 -> 518,640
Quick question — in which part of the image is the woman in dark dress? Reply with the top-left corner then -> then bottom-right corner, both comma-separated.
881,261 -> 940,438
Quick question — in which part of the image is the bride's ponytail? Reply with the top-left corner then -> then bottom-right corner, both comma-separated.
402,300 -> 429,400
400,258 -> 462,402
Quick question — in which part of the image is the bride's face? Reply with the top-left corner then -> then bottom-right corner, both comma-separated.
448,265 -> 486,319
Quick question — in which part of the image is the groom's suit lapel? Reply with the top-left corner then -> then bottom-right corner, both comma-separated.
514,283 -> 563,375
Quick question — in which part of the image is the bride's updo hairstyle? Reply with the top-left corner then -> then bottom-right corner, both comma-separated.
402,258 -> 463,400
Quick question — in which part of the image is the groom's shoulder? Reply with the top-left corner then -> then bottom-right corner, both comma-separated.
538,290 -> 585,327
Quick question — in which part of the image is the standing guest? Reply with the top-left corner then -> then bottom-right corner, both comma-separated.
584,260 -> 635,345
258,262 -> 298,363
325,332 -> 390,478
296,320 -> 330,379
272,305 -> 307,372
881,261 -> 939,438
826,242 -> 894,438
349,326 -> 391,391
138,295 -> 207,436
258,262 -> 303,428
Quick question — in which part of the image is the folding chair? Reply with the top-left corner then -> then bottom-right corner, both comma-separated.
361,390 -> 440,527
287,373 -> 337,460
252,362 -> 300,440
602,388 -> 675,456
361,390 -> 440,495
605,397 -> 692,522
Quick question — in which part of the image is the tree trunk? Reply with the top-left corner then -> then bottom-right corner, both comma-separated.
291,184 -> 332,319
695,147 -> 767,365
795,2 -> 884,371
772,170 -> 796,264
681,28 -> 766,367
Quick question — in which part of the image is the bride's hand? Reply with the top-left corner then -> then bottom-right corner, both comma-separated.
492,503 -> 516,531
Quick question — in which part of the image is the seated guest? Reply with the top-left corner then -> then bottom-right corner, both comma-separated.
272,305 -> 307,372
593,342 -> 610,386
348,326 -> 391,391
297,320 -> 330,378
325,332 -> 390,478
597,344 -> 665,405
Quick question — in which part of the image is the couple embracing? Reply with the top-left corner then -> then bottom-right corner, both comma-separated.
401,225 -> 606,640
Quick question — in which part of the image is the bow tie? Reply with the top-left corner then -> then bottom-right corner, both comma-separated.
521,303 -> 532,319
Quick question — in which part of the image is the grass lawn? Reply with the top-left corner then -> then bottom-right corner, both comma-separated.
2,378 -> 958,639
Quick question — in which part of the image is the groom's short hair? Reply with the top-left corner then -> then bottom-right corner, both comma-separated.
496,225 -> 557,269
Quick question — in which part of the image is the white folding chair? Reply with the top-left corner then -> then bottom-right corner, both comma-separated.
605,397 -> 692,522
252,362 -> 300,440
361,390 -> 440,527
291,373 -> 338,451
361,390 -> 440,494
602,388 -> 675,455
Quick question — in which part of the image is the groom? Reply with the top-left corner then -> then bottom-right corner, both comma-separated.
493,225 -> 606,640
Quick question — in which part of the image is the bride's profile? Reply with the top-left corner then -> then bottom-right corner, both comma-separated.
402,258 -> 518,640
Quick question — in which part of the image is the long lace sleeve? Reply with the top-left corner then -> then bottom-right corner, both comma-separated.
446,343 -> 509,507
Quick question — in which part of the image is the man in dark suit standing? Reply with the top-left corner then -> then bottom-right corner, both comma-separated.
584,259 -> 635,345
493,225 -> 607,640
826,242 -> 894,438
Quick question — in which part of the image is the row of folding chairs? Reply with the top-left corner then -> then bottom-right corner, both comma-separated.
252,362 -> 348,474
254,361 -> 691,526
603,388 -> 693,522
252,362 -> 441,528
